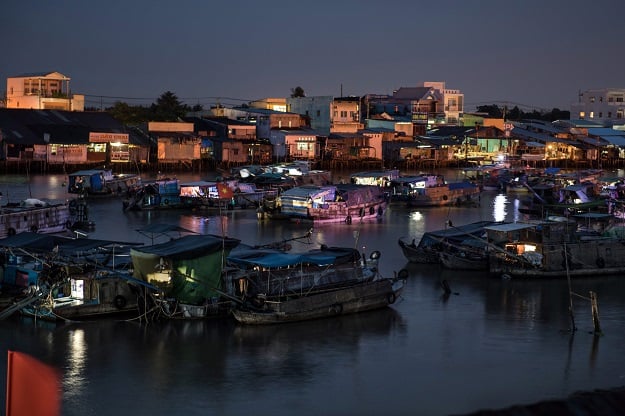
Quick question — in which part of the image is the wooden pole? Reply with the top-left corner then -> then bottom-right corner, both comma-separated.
564,243 -> 576,332
590,291 -> 602,335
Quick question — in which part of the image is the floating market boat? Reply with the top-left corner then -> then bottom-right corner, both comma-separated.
226,245 -> 405,325
268,184 -> 387,224
0,198 -> 81,238
67,169 -> 140,197
0,232 -> 153,321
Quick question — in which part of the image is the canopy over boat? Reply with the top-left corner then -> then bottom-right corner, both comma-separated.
228,246 -> 360,268
0,232 -> 142,255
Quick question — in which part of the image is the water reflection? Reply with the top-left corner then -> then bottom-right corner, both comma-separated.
492,193 -> 508,222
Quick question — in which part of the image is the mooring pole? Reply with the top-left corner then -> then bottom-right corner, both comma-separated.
590,291 -> 602,335
564,243 -> 576,332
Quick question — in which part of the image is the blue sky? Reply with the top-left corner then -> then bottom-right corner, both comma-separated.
3,0 -> 624,112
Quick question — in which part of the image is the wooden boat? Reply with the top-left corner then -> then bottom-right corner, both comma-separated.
231,278 -> 404,325
398,220 -> 505,264
130,233 -> 241,319
485,220 -> 625,278
122,177 -> 182,211
439,250 -> 488,270
178,180 -> 277,210
0,198 -> 77,238
403,174 -> 480,207
350,169 -> 400,187
67,169 -> 140,197
0,232 -> 153,321
226,245 -> 405,325
271,184 -> 387,224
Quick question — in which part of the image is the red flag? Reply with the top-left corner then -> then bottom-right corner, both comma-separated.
217,182 -> 234,199
6,350 -> 61,416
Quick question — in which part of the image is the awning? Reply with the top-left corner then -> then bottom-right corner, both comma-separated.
600,135 -> 625,146
483,223 -> 536,232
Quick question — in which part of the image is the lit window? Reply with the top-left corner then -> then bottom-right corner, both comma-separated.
590,112 -> 594,118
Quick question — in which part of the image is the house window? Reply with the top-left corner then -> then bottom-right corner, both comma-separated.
617,97 -> 624,103
316,110 -> 320,117
599,112 -> 603,118
590,97 -> 595,103
579,111 -> 585,118
608,112 -> 612,118
590,111 -> 594,118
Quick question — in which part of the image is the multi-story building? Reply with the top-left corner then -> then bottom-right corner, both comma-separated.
286,96 -> 332,135
571,88 -> 625,125
5,71 -> 84,111
331,97 -> 363,133
364,81 -> 464,132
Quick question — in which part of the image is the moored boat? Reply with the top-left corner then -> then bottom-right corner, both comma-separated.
0,198 -> 78,238
399,220 -> 506,264
270,184 -> 387,224
226,245 -> 405,325
67,169 -> 140,197
485,220 -> 625,278
0,232 -> 153,321
402,174 -> 480,207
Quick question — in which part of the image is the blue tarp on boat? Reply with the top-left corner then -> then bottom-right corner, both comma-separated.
228,246 -> 360,268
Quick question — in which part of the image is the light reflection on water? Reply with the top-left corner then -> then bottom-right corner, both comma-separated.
2,171 -> 625,416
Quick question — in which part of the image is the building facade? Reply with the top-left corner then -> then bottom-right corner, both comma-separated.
6,71 -> 85,111
571,88 -> 625,126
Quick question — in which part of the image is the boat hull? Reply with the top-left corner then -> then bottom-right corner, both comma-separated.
231,279 -> 404,325
440,251 -> 487,270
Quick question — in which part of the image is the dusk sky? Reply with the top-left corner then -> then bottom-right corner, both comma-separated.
3,0 -> 625,113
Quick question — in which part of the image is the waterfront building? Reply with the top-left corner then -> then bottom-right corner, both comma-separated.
571,88 -> 625,126
5,71 -> 85,111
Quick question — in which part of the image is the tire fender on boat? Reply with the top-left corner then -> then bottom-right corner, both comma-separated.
8,228 -> 16,236
397,269 -> 409,279
114,295 -> 127,309
65,220 -> 73,229
331,304 -> 343,315
345,215 -> 352,224
30,225 -> 38,233
387,292 -> 396,304
369,206 -> 375,215
596,257 -> 605,268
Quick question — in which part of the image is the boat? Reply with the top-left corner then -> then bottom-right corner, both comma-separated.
0,232 -> 154,321
398,220 -> 505,264
226,245 -> 405,325
402,174 -> 481,207
0,197 -> 79,238
178,180 -> 277,210
67,169 -> 140,197
122,177 -> 182,211
269,184 -> 387,224
130,233 -> 241,319
485,219 -> 625,278
439,238 -> 490,270
350,169 -> 400,187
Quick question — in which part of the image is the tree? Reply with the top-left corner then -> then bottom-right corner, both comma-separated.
150,91 -> 190,121
290,86 -> 306,98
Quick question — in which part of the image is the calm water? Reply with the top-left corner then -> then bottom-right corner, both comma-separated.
1,170 -> 625,416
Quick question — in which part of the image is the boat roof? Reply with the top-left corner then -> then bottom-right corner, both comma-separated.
135,223 -> 196,236
131,234 -> 240,259
483,223 -> 537,232
0,232 -> 142,255
425,221 -> 504,238
68,169 -> 111,176
228,246 -> 359,268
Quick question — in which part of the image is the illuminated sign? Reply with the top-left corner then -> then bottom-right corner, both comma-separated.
89,132 -> 129,143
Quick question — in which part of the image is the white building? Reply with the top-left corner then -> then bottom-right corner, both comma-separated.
571,88 -> 625,126
6,71 -> 84,111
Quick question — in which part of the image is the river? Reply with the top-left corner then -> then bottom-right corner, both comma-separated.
1,168 -> 624,416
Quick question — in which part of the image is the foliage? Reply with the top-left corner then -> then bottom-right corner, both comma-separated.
106,91 -> 192,124
476,104 -> 570,122
290,86 -> 306,98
